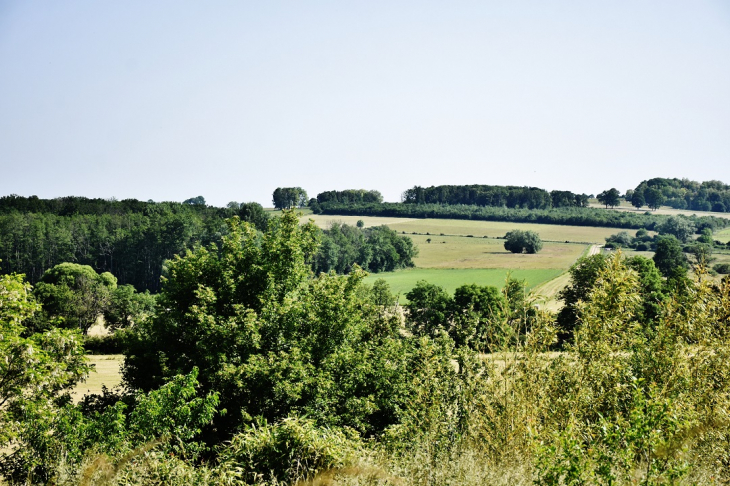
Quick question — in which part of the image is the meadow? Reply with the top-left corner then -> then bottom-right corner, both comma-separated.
363,268 -> 565,299
716,226 -> 730,243
304,214 -> 612,300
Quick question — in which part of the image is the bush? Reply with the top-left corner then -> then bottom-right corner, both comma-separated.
218,417 -> 360,484
84,333 -> 124,354
714,263 -> 730,274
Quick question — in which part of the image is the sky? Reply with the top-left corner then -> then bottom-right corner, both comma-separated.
1,1 -> 729,207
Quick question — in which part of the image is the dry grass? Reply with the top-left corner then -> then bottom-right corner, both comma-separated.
410,235 -> 588,270
302,215 -> 629,244
71,355 -> 123,402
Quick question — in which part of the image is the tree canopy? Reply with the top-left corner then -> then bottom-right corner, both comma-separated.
597,188 -> 621,208
503,230 -> 543,254
272,187 -> 308,209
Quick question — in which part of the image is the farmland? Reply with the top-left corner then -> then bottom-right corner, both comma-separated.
304,214 -> 618,299
304,214 -> 627,242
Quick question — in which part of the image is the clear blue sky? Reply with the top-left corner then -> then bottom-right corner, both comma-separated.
1,1 -> 729,206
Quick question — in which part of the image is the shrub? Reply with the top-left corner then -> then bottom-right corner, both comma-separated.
218,416 -> 360,484
84,333 -> 124,354
714,263 -> 730,274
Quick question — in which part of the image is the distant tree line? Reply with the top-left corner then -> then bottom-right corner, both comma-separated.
0,195 -> 270,291
314,189 -> 383,205
628,177 -> 730,212
315,202 -> 730,233
0,194 -> 419,294
400,185 -> 589,209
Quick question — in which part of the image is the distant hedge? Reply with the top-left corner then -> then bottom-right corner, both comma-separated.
316,203 -> 730,232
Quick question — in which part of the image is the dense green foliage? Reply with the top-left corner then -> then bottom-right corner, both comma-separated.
272,187 -> 308,209
314,189 -> 383,204
503,230 -> 543,254
122,212 -> 445,442
316,201 -> 730,232
400,184 -> 589,209
0,196 -> 270,291
631,177 -> 730,212
312,222 -> 417,274
405,281 -> 506,350
596,187 -> 621,208
557,254 -> 666,342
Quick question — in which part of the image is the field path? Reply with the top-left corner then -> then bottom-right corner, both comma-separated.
533,244 -> 600,311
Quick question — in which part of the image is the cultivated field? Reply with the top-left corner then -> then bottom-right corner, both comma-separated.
409,234 -> 586,269
304,214 -> 624,300
304,214 -> 626,243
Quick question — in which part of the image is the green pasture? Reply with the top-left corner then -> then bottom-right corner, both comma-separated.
716,227 -> 730,244
364,268 -> 564,302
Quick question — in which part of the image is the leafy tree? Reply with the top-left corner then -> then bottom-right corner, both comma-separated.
312,223 -> 417,274
504,230 -> 543,254
238,202 -> 270,231
0,270 -> 90,480
32,263 -> 117,334
696,228 -> 713,245
272,187 -> 308,209
644,187 -> 665,210
405,281 -> 452,337
624,255 -> 665,324
689,243 -> 714,267
450,284 -> 504,349
183,196 -> 206,205
658,216 -> 695,242
122,212 -> 433,438
356,219 -> 365,228
369,278 -> 396,307
597,188 -> 621,208
605,231 -> 633,248
556,254 -> 609,342
653,236 -> 688,277
103,284 -> 156,330
631,190 -> 645,209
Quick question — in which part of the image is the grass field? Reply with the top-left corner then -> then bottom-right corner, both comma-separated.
72,355 -> 123,402
716,227 -> 730,243
364,268 -> 564,299
303,214 -> 627,243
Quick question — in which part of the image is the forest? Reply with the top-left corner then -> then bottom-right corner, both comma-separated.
0,195 -> 411,292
